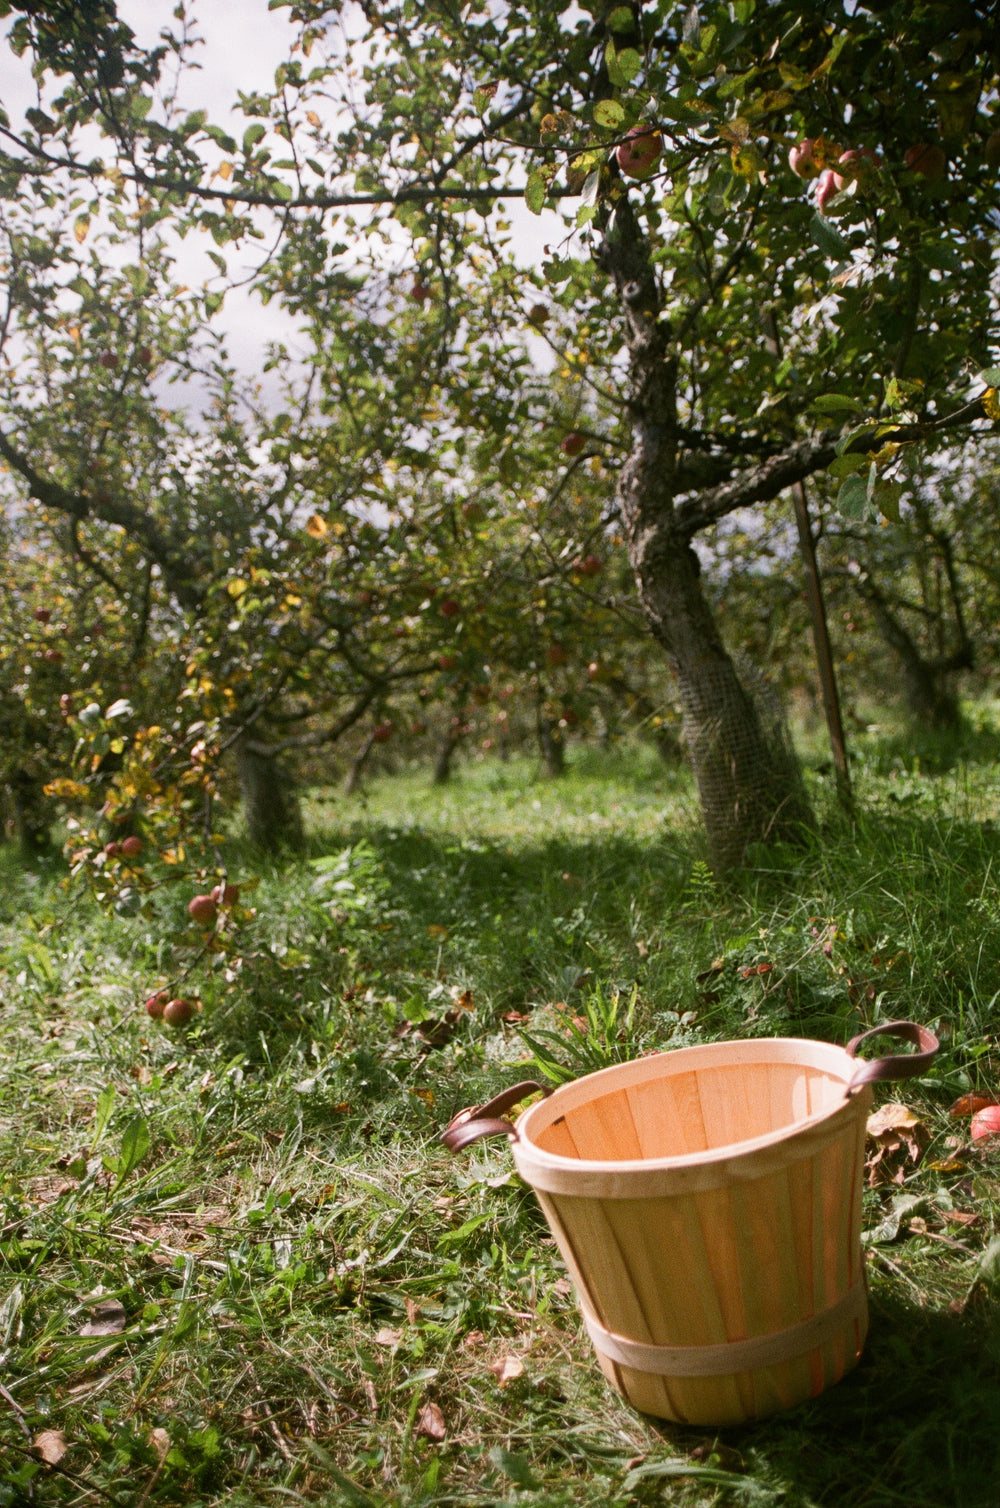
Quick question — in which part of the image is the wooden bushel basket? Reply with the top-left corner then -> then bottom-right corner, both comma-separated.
443,1021 -> 937,1427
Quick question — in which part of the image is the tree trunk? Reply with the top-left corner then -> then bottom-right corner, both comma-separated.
344,731 -> 376,796
8,769 -> 53,858
635,537 -> 811,870
857,575 -> 971,732
598,194 -> 812,871
234,737 -> 304,851
537,714 -> 565,778
433,730 -> 460,784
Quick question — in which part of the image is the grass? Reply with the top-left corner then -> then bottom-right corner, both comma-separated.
2,738 -> 1000,1505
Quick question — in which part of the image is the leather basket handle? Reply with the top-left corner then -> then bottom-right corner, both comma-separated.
441,1080 -> 552,1152
845,1019 -> 939,1095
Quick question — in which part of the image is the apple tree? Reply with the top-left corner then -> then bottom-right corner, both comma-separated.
6,0 -> 1000,871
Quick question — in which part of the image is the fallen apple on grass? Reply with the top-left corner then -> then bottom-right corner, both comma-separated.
971,1105 -> 1000,1140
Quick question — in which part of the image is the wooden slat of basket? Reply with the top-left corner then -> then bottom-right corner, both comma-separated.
624,1070 -> 707,1159
558,1087 -> 643,1162
694,1062 -> 759,1150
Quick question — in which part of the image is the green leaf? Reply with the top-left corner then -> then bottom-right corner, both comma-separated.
873,478 -> 904,522
593,99 -> 625,131
827,453 -> 869,479
809,212 -> 853,260
605,41 -> 626,89
836,473 -> 872,519
979,367 -> 1000,387
616,48 -> 643,83
812,393 -> 865,414
835,420 -> 880,457
243,123 -> 267,152
525,172 -> 547,215
542,257 -> 572,283
489,1447 -> 541,1489
606,6 -> 635,32
437,1211 -> 495,1247
623,1460 -> 746,1492
116,1115 -> 151,1187
93,1084 -> 116,1146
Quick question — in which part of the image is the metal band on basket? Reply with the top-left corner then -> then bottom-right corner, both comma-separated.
581,1282 -> 867,1378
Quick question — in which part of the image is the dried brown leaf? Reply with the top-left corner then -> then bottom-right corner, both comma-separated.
34,1429 -> 68,1466
150,1427 -> 171,1461
79,1299 -> 126,1337
374,1326 -> 402,1348
948,1092 -> 999,1118
415,1400 -> 446,1442
488,1355 -> 525,1386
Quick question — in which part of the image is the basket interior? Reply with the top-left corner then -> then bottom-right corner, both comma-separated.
531,1059 -> 847,1163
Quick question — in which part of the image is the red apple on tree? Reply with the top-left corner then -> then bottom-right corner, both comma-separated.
144,990 -> 169,1019
616,126 -> 663,181
34,606 -> 51,623
439,597 -> 461,618
163,997 -> 194,1026
210,882 -> 240,906
373,721 -> 394,743
815,169 -> 841,213
188,894 -> 218,926
833,146 -> 880,190
120,836 -> 143,858
560,431 -> 586,457
787,138 -> 820,179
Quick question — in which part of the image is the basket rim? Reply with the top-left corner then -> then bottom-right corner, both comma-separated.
512,1035 -> 863,1178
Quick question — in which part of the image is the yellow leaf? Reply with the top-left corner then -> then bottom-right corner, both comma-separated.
428,924 -> 449,938
983,387 -> 1000,421
306,110 -> 321,127
226,578 -> 248,597
74,215 -> 90,244
218,161 -> 233,181
305,513 -> 328,537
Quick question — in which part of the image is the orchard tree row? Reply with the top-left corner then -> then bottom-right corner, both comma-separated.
1,0 -> 1000,914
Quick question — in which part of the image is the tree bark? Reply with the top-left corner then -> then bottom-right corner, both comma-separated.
858,579 -> 971,731
538,714 -> 565,778
234,736 -> 304,850
598,193 -> 813,870
8,770 -> 54,858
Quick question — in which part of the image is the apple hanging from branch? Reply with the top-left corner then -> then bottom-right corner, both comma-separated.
615,126 -> 663,181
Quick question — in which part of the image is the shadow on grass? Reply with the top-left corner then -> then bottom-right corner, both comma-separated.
653,1289 -> 1000,1508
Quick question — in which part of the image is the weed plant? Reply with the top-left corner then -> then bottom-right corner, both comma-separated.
1,741 -> 1000,1505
